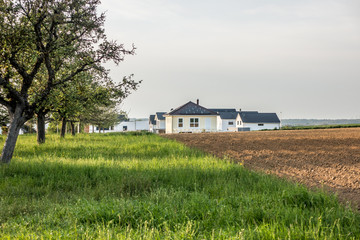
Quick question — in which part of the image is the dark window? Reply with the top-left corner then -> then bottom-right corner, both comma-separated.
228,121 -> 234,125
258,123 -> 264,126
178,118 -> 183,128
190,118 -> 199,127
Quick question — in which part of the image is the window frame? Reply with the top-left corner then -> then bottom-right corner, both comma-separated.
190,118 -> 199,128
178,118 -> 184,128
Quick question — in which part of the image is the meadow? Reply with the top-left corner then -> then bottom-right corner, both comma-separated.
0,132 -> 359,239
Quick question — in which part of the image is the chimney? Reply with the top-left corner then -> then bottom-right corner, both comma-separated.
239,108 -> 242,112
196,99 -> 199,105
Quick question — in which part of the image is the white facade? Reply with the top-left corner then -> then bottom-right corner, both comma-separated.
220,119 -> 237,132
89,118 -> 149,133
236,114 -> 280,131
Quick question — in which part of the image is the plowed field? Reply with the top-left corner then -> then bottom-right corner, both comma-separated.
163,128 -> 360,210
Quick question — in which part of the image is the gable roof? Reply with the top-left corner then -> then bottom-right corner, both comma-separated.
219,111 -> 238,120
166,101 -> 218,116
149,115 -> 156,125
155,112 -> 166,120
238,112 -> 280,123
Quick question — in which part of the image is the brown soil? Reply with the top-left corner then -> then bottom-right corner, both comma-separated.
163,128 -> 360,210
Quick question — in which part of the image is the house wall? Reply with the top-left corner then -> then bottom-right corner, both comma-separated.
242,123 -> 280,131
221,119 -> 237,132
165,117 -> 172,133
166,115 -> 217,133
90,119 -> 149,133
157,120 -> 165,129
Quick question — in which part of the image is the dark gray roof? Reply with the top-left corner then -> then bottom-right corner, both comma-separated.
219,111 -> 238,120
156,112 -> 166,120
149,115 -> 156,125
118,114 -> 128,122
167,101 -> 218,115
239,112 -> 280,123
209,108 -> 237,113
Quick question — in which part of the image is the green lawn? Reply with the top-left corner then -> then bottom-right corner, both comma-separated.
0,133 -> 359,239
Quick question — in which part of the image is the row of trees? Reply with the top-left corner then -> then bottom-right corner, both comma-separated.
0,0 -> 141,164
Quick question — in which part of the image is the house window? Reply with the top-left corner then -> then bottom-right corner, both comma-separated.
228,121 -> 234,125
237,121 -> 241,125
178,118 -> 183,128
190,118 -> 199,127
258,123 -> 264,126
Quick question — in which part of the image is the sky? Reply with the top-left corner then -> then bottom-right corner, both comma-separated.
98,0 -> 360,119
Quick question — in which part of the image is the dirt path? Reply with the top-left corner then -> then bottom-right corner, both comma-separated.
163,128 -> 360,210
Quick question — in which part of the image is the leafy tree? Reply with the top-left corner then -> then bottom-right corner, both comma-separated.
0,105 -> 9,127
0,0 -> 136,163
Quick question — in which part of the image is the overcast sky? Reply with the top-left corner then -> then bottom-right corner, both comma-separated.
98,0 -> 360,119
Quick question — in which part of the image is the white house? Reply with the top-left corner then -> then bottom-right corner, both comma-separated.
236,111 -> 280,131
164,101 -> 219,134
154,112 -> 166,133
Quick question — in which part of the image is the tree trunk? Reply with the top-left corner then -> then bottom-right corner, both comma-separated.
37,113 -> 46,144
70,122 -> 75,136
1,108 -> 25,164
60,118 -> 66,138
98,125 -> 101,133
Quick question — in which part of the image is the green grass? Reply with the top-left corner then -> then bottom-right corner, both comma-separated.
280,124 -> 360,130
0,133 -> 359,239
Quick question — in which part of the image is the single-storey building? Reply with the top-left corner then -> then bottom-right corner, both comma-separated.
236,111 -> 280,131
164,101 -> 219,133
154,112 -> 166,133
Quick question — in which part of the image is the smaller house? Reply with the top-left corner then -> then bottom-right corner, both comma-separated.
149,115 -> 156,133
154,112 -> 166,133
236,111 -> 280,131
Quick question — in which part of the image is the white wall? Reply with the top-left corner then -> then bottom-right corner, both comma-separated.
156,120 -> 165,130
221,119 -> 237,132
243,123 -> 280,131
90,119 -> 149,133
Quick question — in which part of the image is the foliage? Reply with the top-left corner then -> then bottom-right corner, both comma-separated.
0,105 -> 9,126
0,0 -> 138,162
0,133 -> 359,239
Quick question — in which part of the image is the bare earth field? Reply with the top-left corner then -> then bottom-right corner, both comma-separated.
163,128 -> 360,210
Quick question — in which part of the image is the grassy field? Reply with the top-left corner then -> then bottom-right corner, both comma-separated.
0,133 -> 359,239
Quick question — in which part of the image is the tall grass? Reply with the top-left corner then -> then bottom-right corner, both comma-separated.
0,133 -> 359,239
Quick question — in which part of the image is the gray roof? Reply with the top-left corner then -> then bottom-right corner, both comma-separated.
209,108 -> 237,113
239,112 -> 280,123
149,115 -> 156,125
219,111 -> 238,120
118,114 -> 128,122
167,101 -> 218,115
156,112 -> 166,120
